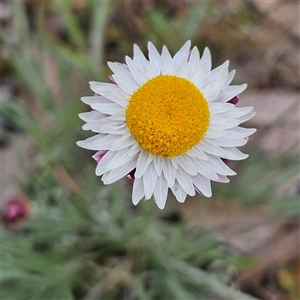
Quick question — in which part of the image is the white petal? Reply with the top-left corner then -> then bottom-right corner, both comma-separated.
228,127 -> 257,138
83,119 -> 123,133
95,102 -> 123,115
222,147 -> 249,160
154,176 -> 168,209
108,62 -> 138,88
190,63 -> 206,89
187,146 -> 208,160
104,90 -> 128,107
171,183 -> 187,203
187,46 -> 200,79
109,113 -> 126,121
211,136 -> 247,147
237,110 -> 256,123
125,56 -> 148,86
214,110 -> 255,126
193,174 -> 212,197
143,163 -> 158,199
204,60 -> 229,86
81,95 -> 107,105
161,45 -> 177,75
135,151 -> 152,178
77,134 -> 118,150
95,151 -> 117,176
176,167 -> 196,196
209,103 -> 233,115
90,81 -> 122,94
192,158 -> 219,180
173,40 -> 191,71
108,126 -> 127,138
200,47 -> 212,71
79,111 -> 105,122
215,84 -> 247,103
214,174 -> 230,183
209,116 -> 242,129
177,61 -> 188,78
103,157 -> 136,184
89,81 -> 112,95
132,177 -> 145,205
96,124 -> 127,135
133,44 -> 148,72
146,62 -> 160,79
206,155 -> 236,176
148,41 -> 162,75
112,74 -> 138,96
89,82 -> 128,107
199,139 -> 227,156
105,148 -> 135,170
222,70 -> 236,89
110,132 -> 135,151
171,158 -> 178,169
162,158 -> 176,187
128,143 -> 141,157
174,155 -> 197,176
201,80 -> 215,100
220,106 -> 254,119
153,156 -> 163,177
205,127 -> 227,138
205,67 -> 229,101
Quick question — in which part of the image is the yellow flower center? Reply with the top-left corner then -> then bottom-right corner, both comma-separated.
125,75 -> 210,158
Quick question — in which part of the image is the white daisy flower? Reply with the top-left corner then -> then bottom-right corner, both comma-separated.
77,41 -> 256,209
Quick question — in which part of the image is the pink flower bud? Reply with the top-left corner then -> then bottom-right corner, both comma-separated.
2,195 -> 31,225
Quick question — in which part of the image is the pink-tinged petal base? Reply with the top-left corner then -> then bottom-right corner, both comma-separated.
93,150 -> 108,163
125,169 -> 136,180
228,95 -> 239,105
109,75 -> 116,84
221,158 -> 230,165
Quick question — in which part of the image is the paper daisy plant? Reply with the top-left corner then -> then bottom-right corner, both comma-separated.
77,41 -> 256,209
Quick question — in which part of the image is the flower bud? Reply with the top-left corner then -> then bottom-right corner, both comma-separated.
2,195 -> 31,225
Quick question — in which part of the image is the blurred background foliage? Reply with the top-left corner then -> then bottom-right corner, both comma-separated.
1,1 -> 299,299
